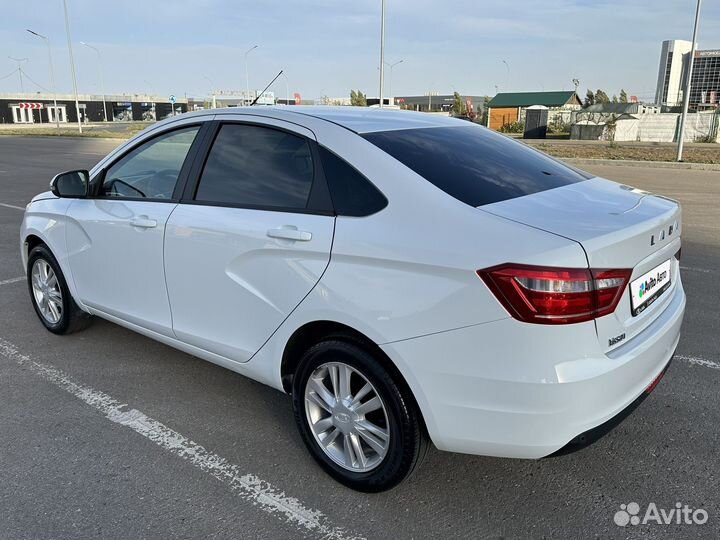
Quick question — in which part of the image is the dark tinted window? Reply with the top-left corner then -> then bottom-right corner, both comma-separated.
195,124 -> 314,209
363,125 -> 588,207
319,147 -> 387,216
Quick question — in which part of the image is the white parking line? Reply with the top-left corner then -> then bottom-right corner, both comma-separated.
0,202 -> 25,211
680,265 -> 714,274
0,337 -> 363,540
0,276 -> 24,286
677,354 -> 720,371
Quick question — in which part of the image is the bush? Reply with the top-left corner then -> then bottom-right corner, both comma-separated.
548,119 -> 570,134
499,121 -> 525,133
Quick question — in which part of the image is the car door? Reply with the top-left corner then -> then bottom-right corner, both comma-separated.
164,118 -> 335,362
65,124 -> 205,336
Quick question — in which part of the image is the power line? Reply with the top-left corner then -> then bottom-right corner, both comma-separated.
22,71 -> 51,92
0,68 -> 19,82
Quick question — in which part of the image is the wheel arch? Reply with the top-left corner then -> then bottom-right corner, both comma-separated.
24,233 -> 46,257
280,320 -> 428,434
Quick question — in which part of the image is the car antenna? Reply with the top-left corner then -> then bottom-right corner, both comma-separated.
250,70 -> 283,106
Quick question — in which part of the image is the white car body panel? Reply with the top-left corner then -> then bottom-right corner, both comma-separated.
164,205 -> 334,361
65,199 -> 178,336
19,106 -> 685,460
482,177 -> 683,353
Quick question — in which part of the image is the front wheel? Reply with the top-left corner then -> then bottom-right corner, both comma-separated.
292,340 -> 428,492
27,244 -> 92,335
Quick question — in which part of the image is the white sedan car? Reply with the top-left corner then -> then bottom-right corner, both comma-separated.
20,107 -> 685,491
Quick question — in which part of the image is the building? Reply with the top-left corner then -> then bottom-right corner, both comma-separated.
0,92 -> 188,124
393,94 -> 487,114
486,91 -> 581,130
655,40 -> 720,110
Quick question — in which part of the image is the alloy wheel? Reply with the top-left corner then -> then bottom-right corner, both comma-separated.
31,259 -> 63,324
304,361 -> 390,472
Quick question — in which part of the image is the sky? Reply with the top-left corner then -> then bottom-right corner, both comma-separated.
1,0 -> 719,102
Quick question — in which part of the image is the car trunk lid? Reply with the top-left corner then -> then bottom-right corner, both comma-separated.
481,177 -> 682,353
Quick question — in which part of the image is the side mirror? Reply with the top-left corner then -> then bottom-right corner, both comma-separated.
50,170 -> 89,198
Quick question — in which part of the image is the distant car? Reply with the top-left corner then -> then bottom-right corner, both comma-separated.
20,107 -> 685,492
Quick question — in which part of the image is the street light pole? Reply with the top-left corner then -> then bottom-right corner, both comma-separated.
244,45 -> 258,106
384,59 -> 403,104
26,30 -> 59,127
677,0 -> 702,162
80,42 -> 107,122
61,0 -> 82,133
379,0 -> 386,108
8,57 -> 28,93
502,59 -> 510,90
204,76 -> 216,109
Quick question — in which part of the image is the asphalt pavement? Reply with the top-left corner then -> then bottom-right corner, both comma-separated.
0,136 -> 718,539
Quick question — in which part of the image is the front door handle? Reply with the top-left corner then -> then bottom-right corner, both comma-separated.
130,216 -> 158,229
267,227 -> 312,242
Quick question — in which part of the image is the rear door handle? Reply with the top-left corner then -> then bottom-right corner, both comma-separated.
130,216 -> 158,229
267,227 -> 312,242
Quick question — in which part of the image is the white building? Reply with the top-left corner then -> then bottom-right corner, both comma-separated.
655,40 -> 694,107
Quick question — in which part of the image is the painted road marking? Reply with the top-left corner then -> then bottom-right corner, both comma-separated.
677,354 -> 720,371
0,276 -> 24,286
0,202 -> 25,211
0,337 -> 363,540
680,265 -> 715,274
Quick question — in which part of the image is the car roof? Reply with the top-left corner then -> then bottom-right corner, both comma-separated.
184,105 -> 468,134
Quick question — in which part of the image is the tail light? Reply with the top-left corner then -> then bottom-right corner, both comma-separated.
477,264 -> 632,325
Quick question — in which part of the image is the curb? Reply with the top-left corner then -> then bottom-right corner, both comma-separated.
562,158 -> 720,171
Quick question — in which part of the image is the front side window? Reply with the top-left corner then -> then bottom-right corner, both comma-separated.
101,126 -> 200,199
194,124 -> 314,210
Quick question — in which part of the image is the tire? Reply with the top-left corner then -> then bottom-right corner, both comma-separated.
27,244 -> 92,335
292,340 -> 428,492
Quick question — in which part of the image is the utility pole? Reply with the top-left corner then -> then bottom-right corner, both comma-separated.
244,45 -> 258,106
8,57 -> 27,93
80,42 -> 107,121
379,0 -> 385,108
677,0 -> 702,162
62,0 -> 82,133
26,31 -> 59,127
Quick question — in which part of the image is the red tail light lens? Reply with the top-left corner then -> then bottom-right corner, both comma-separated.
477,264 -> 632,324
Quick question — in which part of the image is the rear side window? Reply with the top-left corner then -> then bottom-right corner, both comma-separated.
195,124 -> 314,209
319,147 -> 387,216
362,125 -> 588,207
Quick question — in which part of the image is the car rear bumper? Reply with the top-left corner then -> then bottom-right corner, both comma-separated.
381,280 -> 685,459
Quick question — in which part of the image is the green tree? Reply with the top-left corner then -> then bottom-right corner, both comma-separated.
479,95 -> 491,124
595,89 -> 610,104
612,94 -> 618,103
451,91 -> 467,116
619,89 -> 628,103
583,89 -> 595,107
350,89 -> 367,106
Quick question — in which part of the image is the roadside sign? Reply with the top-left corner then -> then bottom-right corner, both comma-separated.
19,103 -> 44,109
169,95 -> 176,104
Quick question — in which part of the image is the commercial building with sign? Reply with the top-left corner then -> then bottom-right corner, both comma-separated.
655,40 -> 720,110
0,92 -> 188,124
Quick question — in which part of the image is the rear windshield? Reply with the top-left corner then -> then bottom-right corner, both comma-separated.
362,125 -> 589,207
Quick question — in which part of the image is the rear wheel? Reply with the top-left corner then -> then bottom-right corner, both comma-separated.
27,245 -> 91,335
292,340 -> 427,492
